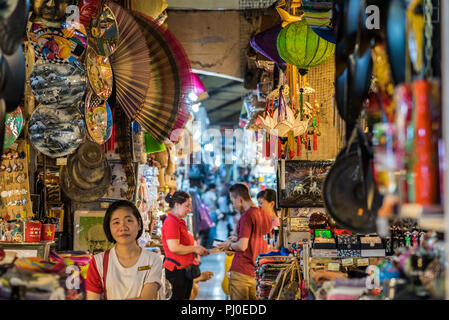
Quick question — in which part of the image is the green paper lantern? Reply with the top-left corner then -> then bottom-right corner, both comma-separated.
277,19 -> 335,74
145,132 -> 166,154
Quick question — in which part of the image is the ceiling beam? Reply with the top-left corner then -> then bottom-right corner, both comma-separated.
207,97 -> 242,114
210,109 -> 242,125
206,81 -> 243,98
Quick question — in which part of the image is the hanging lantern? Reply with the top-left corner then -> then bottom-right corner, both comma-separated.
277,19 -> 335,75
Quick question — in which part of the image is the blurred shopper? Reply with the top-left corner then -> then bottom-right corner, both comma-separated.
218,182 -> 234,236
162,191 -> 210,300
218,183 -> 271,300
202,184 -> 218,247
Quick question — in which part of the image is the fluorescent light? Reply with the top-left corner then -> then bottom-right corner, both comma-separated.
204,143 -> 213,152
188,92 -> 198,102
192,103 -> 201,113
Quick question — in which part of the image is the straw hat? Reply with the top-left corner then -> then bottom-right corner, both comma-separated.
61,141 -> 112,202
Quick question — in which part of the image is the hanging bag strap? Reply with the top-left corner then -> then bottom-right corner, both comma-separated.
103,249 -> 110,300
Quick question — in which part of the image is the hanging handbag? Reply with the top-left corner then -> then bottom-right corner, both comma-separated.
274,259 -> 302,300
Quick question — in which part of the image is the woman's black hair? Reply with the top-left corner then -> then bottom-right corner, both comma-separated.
262,188 -> 277,203
257,189 -> 276,203
165,190 -> 191,208
103,200 -> 143,243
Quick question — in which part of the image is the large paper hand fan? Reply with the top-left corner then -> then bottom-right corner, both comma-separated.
107,1 -> 151,122
130,11 -> 193,143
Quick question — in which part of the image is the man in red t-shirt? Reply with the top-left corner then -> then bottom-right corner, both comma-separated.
218,183 -> 272,300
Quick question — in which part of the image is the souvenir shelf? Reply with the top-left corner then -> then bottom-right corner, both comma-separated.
0,241 -> 54,260
0,140 -> 33,220
399,204 -> 445,233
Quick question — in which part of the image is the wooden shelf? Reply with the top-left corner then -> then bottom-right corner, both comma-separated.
400,204 -> 445,232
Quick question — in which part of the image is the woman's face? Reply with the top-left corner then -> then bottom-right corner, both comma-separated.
258,197 -> 274,214
109,208 -> 140,245
173,198 -> 192,218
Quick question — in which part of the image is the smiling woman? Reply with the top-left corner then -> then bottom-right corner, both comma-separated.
85,200 -> 163,300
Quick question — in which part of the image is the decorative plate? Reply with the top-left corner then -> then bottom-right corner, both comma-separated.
86,47 -> 113,100
85,91 -> 113,144
89,4 -> 119,57
28,105 -> 86,158
29,62 -> 87,107
28,23 -> 87,64
3,106 -> 23,149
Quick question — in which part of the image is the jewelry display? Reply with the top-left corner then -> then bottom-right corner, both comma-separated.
0,140 -> 32,226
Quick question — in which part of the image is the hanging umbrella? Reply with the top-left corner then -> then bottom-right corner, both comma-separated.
277,18 -> 335,75
107,1 -> 152,126
130,11 -> 193,143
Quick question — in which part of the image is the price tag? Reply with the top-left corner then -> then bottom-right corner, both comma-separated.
357,258 -> 369,266
328,262 -> 340,271
342,258 -> 354,266
56,158 -> 68,166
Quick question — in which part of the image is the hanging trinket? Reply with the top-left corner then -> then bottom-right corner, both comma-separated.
288,130 -> 295,159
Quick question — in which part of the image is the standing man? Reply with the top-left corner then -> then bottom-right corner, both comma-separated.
203,183 -> 218,247
218,183 -> 272,300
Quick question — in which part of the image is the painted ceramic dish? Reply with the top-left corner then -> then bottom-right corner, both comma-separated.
89,4 -> 119,57
28,23 -> 88,65
28,105 -> 86,158
86,47 -> 113,99
85,91 -> 113,144
29,62 -> 87,107
3,106 -> 23,149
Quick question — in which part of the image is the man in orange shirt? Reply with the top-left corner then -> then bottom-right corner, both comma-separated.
218,183 -> 272,300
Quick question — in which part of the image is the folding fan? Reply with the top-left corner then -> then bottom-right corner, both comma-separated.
131,11 -> 193,143
107,1 -> 151,122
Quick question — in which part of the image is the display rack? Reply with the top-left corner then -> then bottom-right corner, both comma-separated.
400,204 -> 445,233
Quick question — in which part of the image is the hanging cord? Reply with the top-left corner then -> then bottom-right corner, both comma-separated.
424,0 -> 434,78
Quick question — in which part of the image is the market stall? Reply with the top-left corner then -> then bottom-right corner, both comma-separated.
246,0 -> 446,300
0,0 -> 196,300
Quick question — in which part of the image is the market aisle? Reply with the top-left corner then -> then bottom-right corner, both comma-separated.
196,219 -> 228,300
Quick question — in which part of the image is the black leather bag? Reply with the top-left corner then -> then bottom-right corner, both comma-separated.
185,264 -> 201,280
165,257 -> 201,280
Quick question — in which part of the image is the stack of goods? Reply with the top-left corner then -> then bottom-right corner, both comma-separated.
255,255 -> 295,300
315,277 -> 368,300
0,251 -> 90,300
360,235 -> 386,257
337,235 -> 361,258
312,233 -> 337,258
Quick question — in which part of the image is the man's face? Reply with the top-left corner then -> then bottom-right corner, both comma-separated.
33,0 -> 75,22
230,193 -> 243,213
